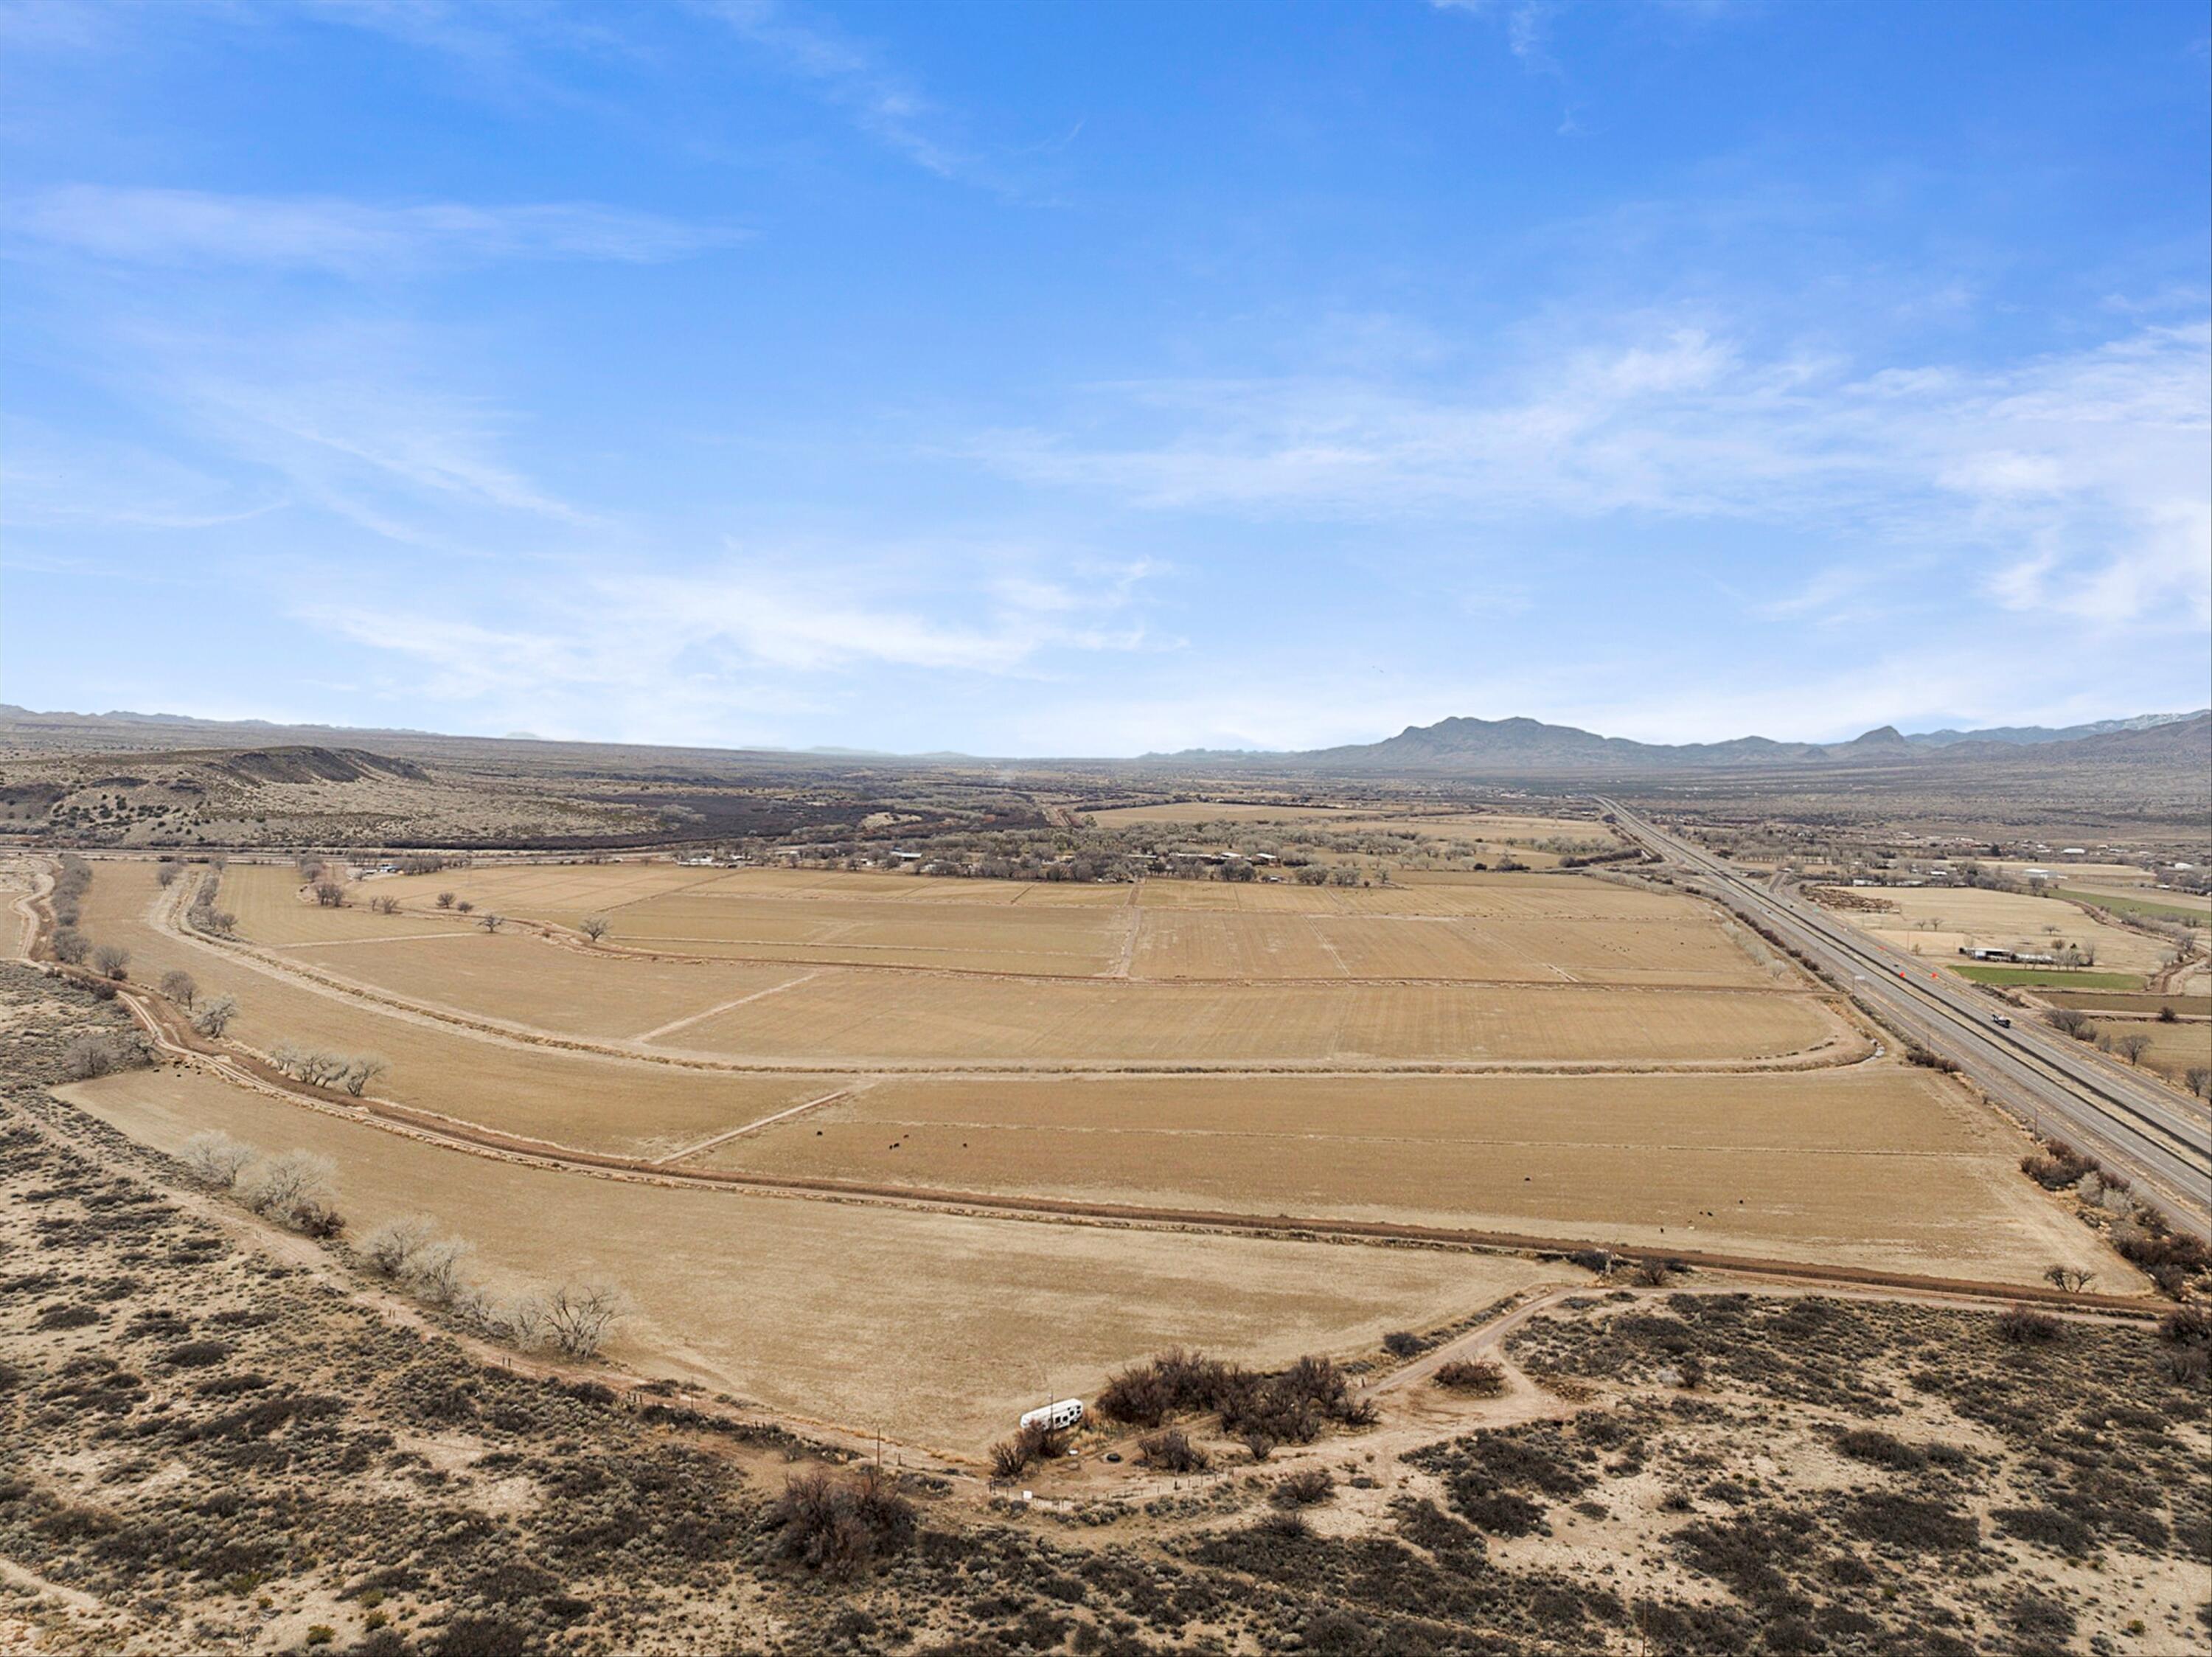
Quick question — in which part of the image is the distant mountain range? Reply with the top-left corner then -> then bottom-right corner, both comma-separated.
4,702 -> 2207,776
1148,709 -> 2211,773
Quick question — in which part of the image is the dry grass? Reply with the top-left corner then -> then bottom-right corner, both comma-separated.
1860,885 -> 2170,974
63,1065 -> 1549,1450
695,1068 -> 2120,1282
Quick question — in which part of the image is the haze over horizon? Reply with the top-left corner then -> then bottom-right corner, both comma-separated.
4,1 -> 2208,757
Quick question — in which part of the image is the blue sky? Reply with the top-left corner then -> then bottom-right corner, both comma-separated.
4,1 -> 2207,755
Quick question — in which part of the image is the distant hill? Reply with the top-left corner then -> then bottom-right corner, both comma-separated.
1287,715 -> 1922,774
1904,710 -> 2207,748
4,701 -> 2205,778
1262,711 -> 2210,775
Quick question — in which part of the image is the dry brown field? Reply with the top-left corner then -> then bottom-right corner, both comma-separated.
47,852 -> 2156,1456
1856,884 -> 2169,974
1085,804 -> 1603,838
61,1066 -> 1548,1451
72,870 -> 835,1154
698,1069 -> 2116,1283
2087,1020 -> 2212,1091
657,975 -> 1840,1068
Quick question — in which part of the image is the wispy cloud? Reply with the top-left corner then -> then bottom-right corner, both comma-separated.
14,186 -> 737,276
970,320 -> 2212,630
699,0 -> 992,186
293,548 -> 1164,740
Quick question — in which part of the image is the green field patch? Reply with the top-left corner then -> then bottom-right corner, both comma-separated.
1951,965 -> 2143,990
2055,888 -> 2209,925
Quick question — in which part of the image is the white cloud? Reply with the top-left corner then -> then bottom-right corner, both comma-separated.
15,187 -> 737,276
971,320 -> 2212,630
296,546 -> 1164,740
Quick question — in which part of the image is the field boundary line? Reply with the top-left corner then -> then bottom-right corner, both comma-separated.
80,976 -> 2171,1322
655,1088 -> 854,1165
136,881 -> 1881,1079
630,971 -> 822,1043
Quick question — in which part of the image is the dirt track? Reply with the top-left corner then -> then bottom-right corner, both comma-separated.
90,962 -> 2161,1319
141,875 -> 1876,1080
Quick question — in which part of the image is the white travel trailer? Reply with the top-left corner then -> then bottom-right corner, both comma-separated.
1019,1398 -> 1085,1434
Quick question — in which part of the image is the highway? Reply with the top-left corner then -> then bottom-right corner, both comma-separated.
1598,799 -> 2211,1238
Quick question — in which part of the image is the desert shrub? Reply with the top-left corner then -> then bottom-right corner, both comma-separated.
990,1421 -> 1056,1479
769,1468 -> 916,1576
1096,1347 -> 1241,1427
1902,1045 -> 1961,1073
2157,1303 -> 2211,1346
1842,1492 -> 1978,1552
1834,1428 -> 1925,1470
1992,1505 -> 2093,1554
1996,1305 -> 2061,1344
2110,1222 -> 2210,1280
1382,1330 -> 1427,1359
1242,1431 -> 1276,1462
1433,1358 -> 1508,1397
164,1340 -> 231,1369
2020,1137 -> 2098,1190
2165,1346 -> 2208,1384
1139,1428 -> 1210,1473
177,1130 -> 257,1188
1632,1259 -> 1674,1287
1271,1467 -> 1335,1507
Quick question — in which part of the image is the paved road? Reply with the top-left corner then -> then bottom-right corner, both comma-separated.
1598,799 -> 2211,1238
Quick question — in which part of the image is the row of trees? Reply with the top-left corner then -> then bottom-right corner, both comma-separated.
178,1133 -> 345,1237
267,1041 -> 388,1097
358,1215 -> 623,1358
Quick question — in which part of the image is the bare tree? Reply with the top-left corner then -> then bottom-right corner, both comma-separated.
499,1290 -> 549,1349
359,1216 -> 437,1279
2188,1066 -> 2211,1100
580,916 -> 610,942
478,912 -> 505,934
312,880 -> 347,908
242,1150 -> 336,1218
2112,1033 -> 2153,1066
405,1239 -> 475,1306
191,995 -> 239,1038
2044,1008 -> 2093,1038
62,1032 -> 134,1079
340,1054 -> 389,1097
436,892 -> 456,909
542,1282 -> 625,1358
159,968 -> 198,1007
2044,1265 -> 2097,1293
178,1130 -> 257,1189
91,943 -> 131,980
369,895 -> 401,915
455,900 -> 475,914
49,928 -> 88,965
155,862 -> 181,887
